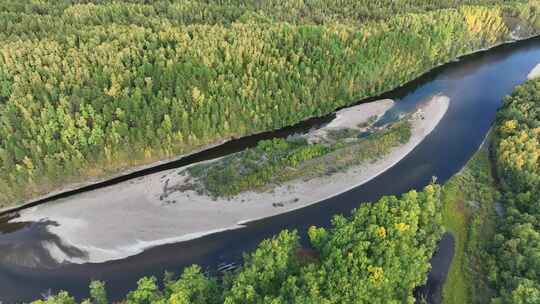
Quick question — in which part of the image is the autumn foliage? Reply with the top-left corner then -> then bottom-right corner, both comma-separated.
488,79 -> 540,303
1,1 -> 539,206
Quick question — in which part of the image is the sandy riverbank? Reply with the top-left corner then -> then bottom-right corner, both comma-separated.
308,99 -> 394,141
13,95 -> 449,264
528,63 -> 540,79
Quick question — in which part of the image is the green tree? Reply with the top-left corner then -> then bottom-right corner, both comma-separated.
89,281 -> 108,304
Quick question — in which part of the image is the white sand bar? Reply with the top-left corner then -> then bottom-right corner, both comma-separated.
528,63 -> 540,79
14,96 -> 450,264
311,99 -> 393,135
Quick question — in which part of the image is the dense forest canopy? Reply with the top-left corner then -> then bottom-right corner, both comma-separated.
0,0 -> 533,28
34,185 -> 443,303
488,79 -> 540,303
1,0 -> 540,206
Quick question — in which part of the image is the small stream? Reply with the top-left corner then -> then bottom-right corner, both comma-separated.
416,233 -> 455,304
1,36 -> 540,302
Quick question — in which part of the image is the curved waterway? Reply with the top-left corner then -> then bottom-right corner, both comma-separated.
2,37 -> 540,302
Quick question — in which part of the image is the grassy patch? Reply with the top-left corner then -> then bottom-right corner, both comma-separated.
441,140 -> 499,304
187,120 -> 411,198
357,115 -> 378,129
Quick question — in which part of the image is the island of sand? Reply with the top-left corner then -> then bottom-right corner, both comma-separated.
12,95 -> 450,265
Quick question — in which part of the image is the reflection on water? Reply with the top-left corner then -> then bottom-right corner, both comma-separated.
415,233 -> 455,304
2,36 -> 540,301
0,215 -> 86,269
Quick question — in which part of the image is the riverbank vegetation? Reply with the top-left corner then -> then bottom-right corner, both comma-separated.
34,185 -> 443,304
2,0 -> 540,206
440,140 -> 500,304
440,79 -> 540,304
187,118 -> 410,198
485,79 -> 540,303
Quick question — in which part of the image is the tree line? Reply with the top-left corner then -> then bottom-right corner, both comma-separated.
483,79 -> 540,303
1,1 -> 539,206
34,185 -> 443,303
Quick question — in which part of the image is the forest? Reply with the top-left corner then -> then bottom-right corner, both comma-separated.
485,79 -> 540,303
437,135 -> 500,303
2,0 -> 540,206
33,185 -> 443,304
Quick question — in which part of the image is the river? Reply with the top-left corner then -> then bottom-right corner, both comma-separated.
2,36 -> 540,302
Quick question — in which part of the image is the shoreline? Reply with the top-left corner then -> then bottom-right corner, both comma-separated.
0,139 -> 232,214
528,62 -> 540,79
3,33 -> 538,216
13,95 -> 449,264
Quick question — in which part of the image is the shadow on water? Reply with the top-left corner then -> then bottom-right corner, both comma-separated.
2,36 -> 540,302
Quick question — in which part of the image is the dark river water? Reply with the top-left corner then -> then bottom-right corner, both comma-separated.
2,36 -> 540,302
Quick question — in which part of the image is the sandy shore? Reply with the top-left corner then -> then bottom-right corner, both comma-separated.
0,136 -> 237,214
309,99 -> 394,141
14,96 -> 449,264
528,63 -> 540,79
